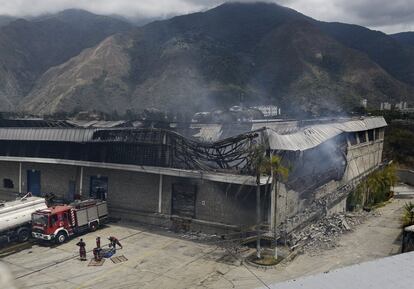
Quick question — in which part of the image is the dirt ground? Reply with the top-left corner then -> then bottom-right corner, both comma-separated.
0,197 -> 409,289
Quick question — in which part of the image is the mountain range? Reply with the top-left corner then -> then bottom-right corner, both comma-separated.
0,3 -> 414,117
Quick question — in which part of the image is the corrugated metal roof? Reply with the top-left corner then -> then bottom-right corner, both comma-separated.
67,120 -> 128,128
0,119 -> 73,128
0,128 -> 96,142
252,120 -> 299,134
0,117 -> 387,148
189,117 -> 386,145
260,251 -> 414,289
268,117 -> 387,151
331,117 -> 387,132
189,121 -> 299,142
191,124 -> 223,142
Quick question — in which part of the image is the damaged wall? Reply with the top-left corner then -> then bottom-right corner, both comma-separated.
272,129 -> 385,236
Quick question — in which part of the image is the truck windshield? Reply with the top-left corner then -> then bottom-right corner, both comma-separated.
32,214 -> 48,226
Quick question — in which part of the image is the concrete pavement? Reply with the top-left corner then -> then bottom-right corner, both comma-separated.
1,197 -> 409,289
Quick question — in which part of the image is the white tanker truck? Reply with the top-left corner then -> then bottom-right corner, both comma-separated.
0,194 -> 47,244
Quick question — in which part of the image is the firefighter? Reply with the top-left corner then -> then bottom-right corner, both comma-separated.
93,236 -> 102,261
108,236 -> 123,252
96,236 -> 101,249
76,238 -> 87,261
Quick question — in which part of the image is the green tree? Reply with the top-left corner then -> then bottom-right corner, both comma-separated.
250,146 -> 290,260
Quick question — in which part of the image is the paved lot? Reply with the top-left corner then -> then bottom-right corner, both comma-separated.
1,197 -> 409,289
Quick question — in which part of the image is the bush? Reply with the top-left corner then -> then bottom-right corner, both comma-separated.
402,202 -> 414,227
348,164 -> 397,210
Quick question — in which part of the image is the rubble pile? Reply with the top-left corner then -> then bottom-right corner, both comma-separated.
180,231 -> 219,242
290,211 -> 375,255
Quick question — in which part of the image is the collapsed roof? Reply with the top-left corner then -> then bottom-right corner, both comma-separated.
0,117 -> 387,176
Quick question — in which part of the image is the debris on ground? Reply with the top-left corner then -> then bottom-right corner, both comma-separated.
290,211 -> 377,255
180,231 -> 219,241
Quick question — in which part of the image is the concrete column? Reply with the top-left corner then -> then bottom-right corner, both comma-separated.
270,177 -> 276,232
270,161 -> 279,258
158,174 -> 163,213
19,162 -> 22,194
79,166 -> 84,196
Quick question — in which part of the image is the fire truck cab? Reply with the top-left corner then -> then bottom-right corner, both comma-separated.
32,200 -> 108,243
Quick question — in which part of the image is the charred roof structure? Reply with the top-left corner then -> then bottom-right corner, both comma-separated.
0,118 -> 73,128
0,117 -> 387,235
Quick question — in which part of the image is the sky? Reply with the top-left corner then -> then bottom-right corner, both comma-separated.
0,0 -> 413,34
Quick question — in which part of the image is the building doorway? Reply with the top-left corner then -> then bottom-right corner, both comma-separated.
90,176 -> 108,200
67,180 -> 76,201
27,170 -> 41,196
171,183 -> 197,218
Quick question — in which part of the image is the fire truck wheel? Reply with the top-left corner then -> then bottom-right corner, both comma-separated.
55,232 -> 67,244
89,221 -> 98,232
17,227 -> 30,242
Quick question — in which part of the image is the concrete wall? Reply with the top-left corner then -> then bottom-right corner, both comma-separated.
21,162 -> 79,199
0,161 -> 81,200
344,140 -> 383,182
0,161 -> 19,200
162,176 -> 258,227
82,168 -> 159,214
0,159 -> 260,233
327,198 -> 347,216
274,134 -> 384,231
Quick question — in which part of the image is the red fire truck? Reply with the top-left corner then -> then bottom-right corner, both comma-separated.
31,200 -> 108,243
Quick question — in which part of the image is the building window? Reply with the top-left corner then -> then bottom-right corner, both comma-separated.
348,133 -> 358,145
3,178 -> 14,189
375,128 -> 380,140
357,131 -> 367,143
367,130 -> 374,142
379,128 -> 385,140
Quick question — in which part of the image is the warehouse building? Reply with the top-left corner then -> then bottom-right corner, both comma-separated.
0,117 -> 386,234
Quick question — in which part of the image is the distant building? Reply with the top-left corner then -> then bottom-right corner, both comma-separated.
360,99 -> 367,108
252,105 -> 280,117
395,101 -> 408,110
380,102 -> 392,111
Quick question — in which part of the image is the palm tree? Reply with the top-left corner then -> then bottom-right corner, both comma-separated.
365,164 -> 398,205
268,155 -> 289,259
382,164 -> 398,197
250,144 -> 290,260
366,172 -> 381,205
250,145 -> 267,259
